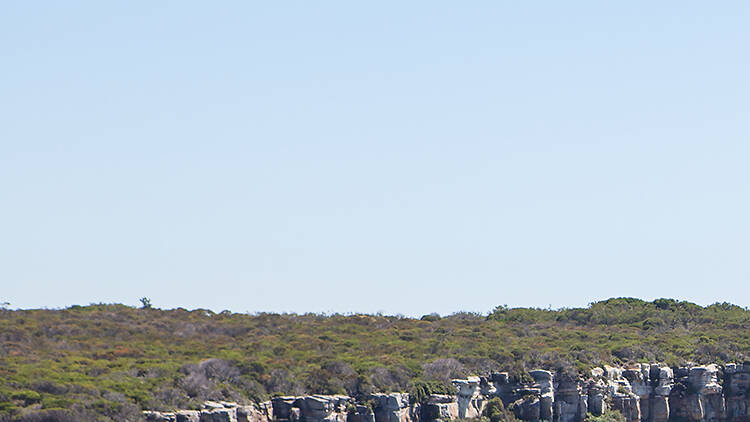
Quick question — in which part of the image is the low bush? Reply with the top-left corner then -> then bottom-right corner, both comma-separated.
2,298 -> 750,420
587,410 -> 626,422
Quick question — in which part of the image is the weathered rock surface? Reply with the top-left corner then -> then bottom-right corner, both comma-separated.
177,410 -> 201,422
144,411 -> 177,422
370,393 -> 414,422
421,394 -> 458,421
453,376 -> 485,419
199,407 -> 238,422
238,403 -> 272,422
272,397 -> 299,422
146,363 -> 750,422
347,405 -> 375,422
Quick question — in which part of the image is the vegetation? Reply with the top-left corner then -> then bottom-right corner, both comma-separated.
409,380 -> 457,404
139,297 -> 152,310
1,298 -> 749,421
587,410 -> 626,422
483,397 -> 516,422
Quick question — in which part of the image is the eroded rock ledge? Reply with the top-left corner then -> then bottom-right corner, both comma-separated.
145,362 -> 750,422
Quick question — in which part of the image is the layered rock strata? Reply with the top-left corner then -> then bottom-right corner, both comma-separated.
146,363 -> 750,422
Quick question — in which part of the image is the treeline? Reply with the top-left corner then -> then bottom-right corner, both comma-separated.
1,298 -> 749,421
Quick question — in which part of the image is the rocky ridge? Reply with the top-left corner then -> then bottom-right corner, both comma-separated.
145,363 -> 750,422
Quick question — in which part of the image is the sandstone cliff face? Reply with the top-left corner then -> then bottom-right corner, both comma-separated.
145,363 -> 750,422
371,393 -> 415,422
453,376 -> 487,419
725,363 -> 750,422
145,400 -> 272,422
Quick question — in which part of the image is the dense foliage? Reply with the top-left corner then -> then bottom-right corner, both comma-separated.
587,410 -> 626,422
482,397 -> 516,422
1,298 -> 749,421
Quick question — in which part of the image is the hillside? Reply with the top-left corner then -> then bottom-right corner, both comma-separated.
1,298 -> 749,421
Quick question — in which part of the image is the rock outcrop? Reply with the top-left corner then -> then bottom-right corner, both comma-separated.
370,393 -> 414,422
146,363 -> 750,422
271,395 -> 352,422
421,394 -> 458,421
145,401 -> 270,422
453,376 -> 484,419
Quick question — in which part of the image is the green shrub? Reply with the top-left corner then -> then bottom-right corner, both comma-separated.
483,397 -> 516,422
587,410 -> 626,422
421,313 -> 441,322
409,380 -> 456,404
0,402 -> 19,413
10,389 -> 41,405
362,399 -> 377,412
42,396 -> 76,409
91,399 -> 123,416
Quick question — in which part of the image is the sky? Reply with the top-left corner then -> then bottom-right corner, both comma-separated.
1,1 -> 749,317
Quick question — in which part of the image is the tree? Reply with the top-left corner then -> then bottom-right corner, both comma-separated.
483,397 -> 516,422
139,297 -> 152,309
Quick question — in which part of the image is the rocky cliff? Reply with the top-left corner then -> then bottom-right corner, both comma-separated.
145,363 -> 750,422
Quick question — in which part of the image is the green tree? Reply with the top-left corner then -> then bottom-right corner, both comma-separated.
139,297 -> 152,309
483,397 -> 516,422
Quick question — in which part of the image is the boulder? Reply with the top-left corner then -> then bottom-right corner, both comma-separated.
176,410 -> 201,422
237,404 -> 270,422
690,366 -> 722,393
370,393 -> 411,422
512,395 -> 540,422
348,405 -> 376,422
145,411 -> 177,422
273,397 -> 299,421
297,395 -> 351,422
492,372 -> 510,384
200,408 -> 238,422
453,377 -> 484,418
422,395 -> 459,421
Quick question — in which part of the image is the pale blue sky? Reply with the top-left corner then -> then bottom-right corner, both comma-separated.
1,1 -> 749,316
